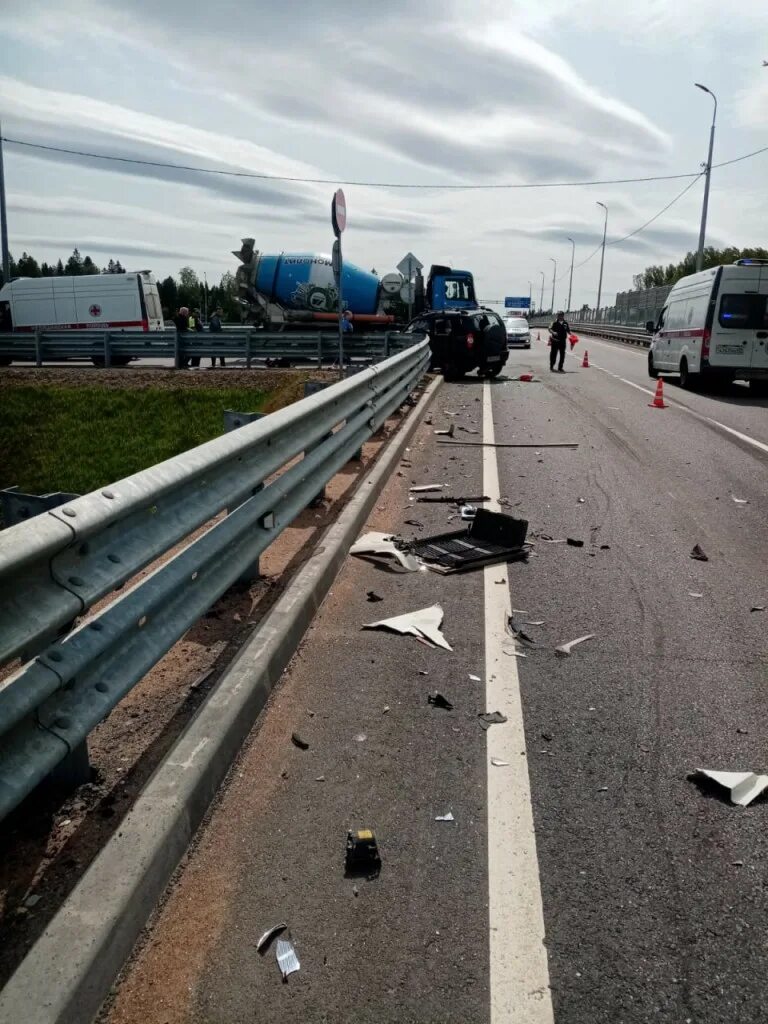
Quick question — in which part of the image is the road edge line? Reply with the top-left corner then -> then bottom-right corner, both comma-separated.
483,381 -> 554,1023
0,375 -> 442,1024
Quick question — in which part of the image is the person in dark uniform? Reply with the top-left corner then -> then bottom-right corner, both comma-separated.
174,306 -> 190,368
549,310 -> 569,373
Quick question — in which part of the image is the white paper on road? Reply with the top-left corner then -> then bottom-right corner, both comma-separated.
409,484 -> 443,493
350,532 -> 421,572
363,604 -> 452,651
555,633 -> 595,657
695,769 -> 768,806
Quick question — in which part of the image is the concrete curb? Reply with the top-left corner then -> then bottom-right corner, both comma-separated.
0,375 -> 442,1024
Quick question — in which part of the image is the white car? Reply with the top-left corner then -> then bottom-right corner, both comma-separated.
504,316 -> 531,348
647,259 -> 768,393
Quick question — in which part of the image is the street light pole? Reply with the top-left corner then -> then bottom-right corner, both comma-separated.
694,83 -> 717,273
596,201 -> 608,313
566,237 -> 575,313
527,280 -> 533,313
0,122 -> 10,286
539,271 -> 545,314
549,258 -> 557,313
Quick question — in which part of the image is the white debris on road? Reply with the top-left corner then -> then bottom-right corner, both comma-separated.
363,604 -> 453,651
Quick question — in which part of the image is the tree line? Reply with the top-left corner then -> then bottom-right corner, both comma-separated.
1,249 -> 240,321
632,246 -> 768,291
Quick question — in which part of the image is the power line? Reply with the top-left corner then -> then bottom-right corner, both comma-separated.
712,144 -> 768,170
0,134 -> 711,190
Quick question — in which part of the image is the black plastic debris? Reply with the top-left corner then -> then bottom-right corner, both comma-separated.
690,544 -> 709,562
291,732 -> 310,750
428,692 -> 454,710
345,829 -> 382,878
566,538 -> 584,547
415,495 -> 490,505
366,591 -> 384,602
409,509 -> 529,575
506,616 -> 537,646
750,605 -> 765,613
478,711 -> 508,730
404,519 -> 424,528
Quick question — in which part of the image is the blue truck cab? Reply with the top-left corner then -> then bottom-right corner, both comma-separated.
426,265 -> 477,312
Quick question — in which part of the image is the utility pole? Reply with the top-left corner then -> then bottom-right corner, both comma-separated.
566,237 -> 575,313
0,122 -> 10,286
694,83 -> 717,273
203,273 -> 208,323
528,280 -> 533,313
596,201 -> 608,313
549,257 -> 557,313
539,271 -> 545,314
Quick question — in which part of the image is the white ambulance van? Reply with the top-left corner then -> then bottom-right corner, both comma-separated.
0,271 -> 164,333
646,259 -> 768,393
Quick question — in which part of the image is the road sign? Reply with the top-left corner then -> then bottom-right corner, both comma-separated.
397,252 -> 423,278
332,189 -> 346,236
504,296 -> 530,309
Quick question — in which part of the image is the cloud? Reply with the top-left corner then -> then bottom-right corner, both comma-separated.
14,234 -> 222,266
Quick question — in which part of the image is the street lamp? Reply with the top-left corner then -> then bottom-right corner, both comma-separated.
549,258 -> 557,313
538,271 -> 545,314
596,202 -> 608,313
528,280 -> 533,312
694,83 -> 717,273
566,238 -> 575,313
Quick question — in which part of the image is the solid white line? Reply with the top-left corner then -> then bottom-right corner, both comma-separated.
590,363 -> 768,456
483,381 -> 554,1023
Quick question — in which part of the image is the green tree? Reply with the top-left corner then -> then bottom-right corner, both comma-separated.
634,246 -> 768,290
65,248 -> 84,275
55,259 -> 65,276
40,262 -> 55,276
82,255 -> 100,275
177,266 -> 201,310
15,252 -> 41,277
158,275 -> 178,315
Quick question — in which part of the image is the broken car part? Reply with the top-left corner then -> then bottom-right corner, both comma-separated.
350,532 -> 421,572
345,829 -> 382,878
428,692 -> 454,710
257,923 -> 287,954
478,711 -> 508,730
690,544 -> 709,562
555,634 -> 595,656
410,509 -> 528,575
692,769 -> 768,807
363,604 -> 452,651
276,938 -> 300,980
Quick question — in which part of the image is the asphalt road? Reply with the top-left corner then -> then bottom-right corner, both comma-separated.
103,337 -> 767,1024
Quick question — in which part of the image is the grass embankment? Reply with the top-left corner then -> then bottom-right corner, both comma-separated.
0,386 -> 271,496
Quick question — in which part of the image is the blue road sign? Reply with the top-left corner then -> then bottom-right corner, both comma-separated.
504,296 -> 530,309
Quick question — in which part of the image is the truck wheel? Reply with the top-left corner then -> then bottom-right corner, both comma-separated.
749,379 -> 768,397
0,357 -> 11,367
443,364 -> 463,382
679,357 -> 698,390
648,352 -> 658,379
485,364 -> 504,379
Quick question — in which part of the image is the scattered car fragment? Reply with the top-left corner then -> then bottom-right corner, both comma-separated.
276,938 -> 301,980
428,692 -> 454,710
435,812 -> 455,822
690,544 -> 709,562
555,634 -> 595,657
345,829 -> 382,878
478,711 -> 508,730
490,758 -> 510,766
291,732 -> 309,750
257,923 -> 287,954
409,484 -> 444,493
363,604 -> 452,651
350,532 -> 421,572
410,509 -> 528,574
692,769 -> 768,806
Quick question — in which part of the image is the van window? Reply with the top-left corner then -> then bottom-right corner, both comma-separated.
143,286 -> 162,322
444,278 -> 473,301
718,294 -> 768,330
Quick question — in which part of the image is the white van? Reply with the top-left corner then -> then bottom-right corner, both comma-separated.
647,259 -> 768,393
0,271 -> 164,334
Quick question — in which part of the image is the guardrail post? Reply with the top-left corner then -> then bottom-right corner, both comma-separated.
245,329 -> 252,370
173,328 -> 182,370
104,332 -> 112,369
317,332 -> 323,369
223,410 -> 266,580
48,739 -> 92,793
34,330 -> 43,368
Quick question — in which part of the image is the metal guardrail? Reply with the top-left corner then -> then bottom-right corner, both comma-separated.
0,339 -> 430,821
0,328 -> 415,368
529,319 -> 651,348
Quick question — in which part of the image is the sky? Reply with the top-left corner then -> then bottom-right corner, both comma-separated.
1,0 -> 766,313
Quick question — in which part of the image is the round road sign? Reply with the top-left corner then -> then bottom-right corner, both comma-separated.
332,188 -> 346,235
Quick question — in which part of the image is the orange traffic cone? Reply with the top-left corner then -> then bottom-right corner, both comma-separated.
649,378 -> 666,409
582,350 -> 589,368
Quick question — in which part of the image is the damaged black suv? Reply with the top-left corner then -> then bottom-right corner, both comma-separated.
405,308 -> 509,381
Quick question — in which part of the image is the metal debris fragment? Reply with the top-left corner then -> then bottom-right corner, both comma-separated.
257,923 -> 287,954
435,812 -> 455,822
555,634 -> 595,657
409,484 -> 444,493
731,495 -> 749,504
434,423 -> 455,437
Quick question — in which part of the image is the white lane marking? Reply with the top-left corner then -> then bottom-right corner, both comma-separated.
590,363 -> 768,456
483,382 -> 554,1023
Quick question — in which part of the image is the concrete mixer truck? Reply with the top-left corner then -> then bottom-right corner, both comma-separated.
233,239 -> 478,329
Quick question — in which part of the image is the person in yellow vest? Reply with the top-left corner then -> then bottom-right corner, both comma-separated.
188,308 -> 202,367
